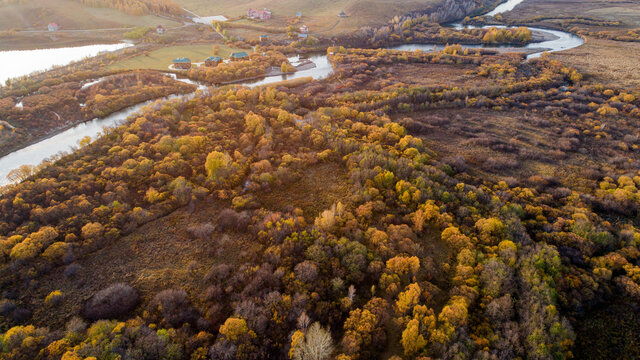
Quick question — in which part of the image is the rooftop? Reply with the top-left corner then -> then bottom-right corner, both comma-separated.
205,56 -> 222,61
173,57 -> 191,63
231,52 -> 249,58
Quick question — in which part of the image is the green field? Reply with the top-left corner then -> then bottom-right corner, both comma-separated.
108,44 -> 249,71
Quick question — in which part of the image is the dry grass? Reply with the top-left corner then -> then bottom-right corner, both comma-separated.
177,0 -> 435,35
505,0 -> 640,28
398,108 -> 603,193
549,37 -> 640,89
0,0 -> 180,31
388,62 -> 486,87
21,162 -> 351,327
260,162 -> 351,220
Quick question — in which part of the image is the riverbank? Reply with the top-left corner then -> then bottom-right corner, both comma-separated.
0,32 -> 127,51
0,72 -> 197,161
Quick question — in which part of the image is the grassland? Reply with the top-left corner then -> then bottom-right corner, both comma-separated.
549,37 -> 640,89
177,0 -> 434,34
108,44 -> 248,71
504,0 -> 640,28
500,0 -> 640,88
0,0 -> 181,31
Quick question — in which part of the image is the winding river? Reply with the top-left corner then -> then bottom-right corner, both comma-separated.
0,0 -> 583,186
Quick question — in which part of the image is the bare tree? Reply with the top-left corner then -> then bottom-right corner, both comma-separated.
347,285 -> 356,301
297,311 -> 311,331
292,322 -> 334,360
7,164 -> 36,183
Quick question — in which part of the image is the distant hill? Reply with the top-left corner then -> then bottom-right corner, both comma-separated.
0,0 -> 182,30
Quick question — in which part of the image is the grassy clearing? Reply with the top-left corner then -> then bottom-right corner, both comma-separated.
108,44 -> 249,71
549,37 -> 640,89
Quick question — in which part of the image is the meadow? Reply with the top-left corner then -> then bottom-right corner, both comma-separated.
108,44 -> 248,71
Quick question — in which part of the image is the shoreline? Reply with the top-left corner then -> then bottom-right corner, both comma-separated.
0,87 -> 195,160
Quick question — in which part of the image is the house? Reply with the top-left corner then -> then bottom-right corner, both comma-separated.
204,56 -> 223,67
299,25 -> 308,33
338,11 -> 348,18
173,57 -> 192,69
259,34 -> 269,42
156,25 -> 166,34
230,52 -> 249,61
48,23 -> 59,32
296,12 -> 302,18
297,33 -> 308,40
247,8 -> 272,20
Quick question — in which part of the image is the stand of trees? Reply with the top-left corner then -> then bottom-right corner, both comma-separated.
0,44 -> 639,360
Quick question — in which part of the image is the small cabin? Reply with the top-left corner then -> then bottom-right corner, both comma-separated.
48,23 -> 59,32
157,25 -> 166,34
247,8 -> 272,20
299,25 -> 308,33
173,57 -> 192,69
338,11 -> 348,18
259,34 -> 269,42
204,56 -> 223,67
230,52 -> 249,61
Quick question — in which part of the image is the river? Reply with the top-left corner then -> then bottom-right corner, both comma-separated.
0,43 -> 132,84
0,0 -> 583,186
0,57 -> 334,186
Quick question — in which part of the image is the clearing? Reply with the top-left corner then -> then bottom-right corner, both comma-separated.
108,44 -> 249,71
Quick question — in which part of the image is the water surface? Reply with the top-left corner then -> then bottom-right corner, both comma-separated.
0,43 -> 131,84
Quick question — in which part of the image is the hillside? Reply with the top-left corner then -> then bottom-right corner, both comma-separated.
0,0 -> 181,31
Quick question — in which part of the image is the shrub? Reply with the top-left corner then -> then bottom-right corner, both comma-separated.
150,289 -> 198,327
64,263 -> 82,278
187,223 -> 216,240
217,209 -> 251,232
84,283 -> 139,320
81,222 -> 105,240
45,290 -> 63,306
205,264 -> 233,283
124,26 -> 152,40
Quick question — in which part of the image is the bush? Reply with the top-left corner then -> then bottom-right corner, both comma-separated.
217,209 -> 251,232
124,26 -> 152,40
84,283 -> 139,320
45,290 -> 63,306
150,289 -> 199,327
64,263 -> 82,278
187,223 -> 216,240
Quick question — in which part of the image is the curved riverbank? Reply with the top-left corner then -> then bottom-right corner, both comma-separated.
0,0 -> 585,186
